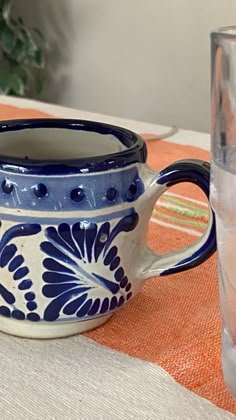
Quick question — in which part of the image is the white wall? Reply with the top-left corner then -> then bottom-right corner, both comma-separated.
17,0 -> 236,131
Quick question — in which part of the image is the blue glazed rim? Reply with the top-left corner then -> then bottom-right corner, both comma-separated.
0,118 -> 147,175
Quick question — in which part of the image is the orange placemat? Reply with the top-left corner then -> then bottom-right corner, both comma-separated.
87,139 -> 236,412
0,103 -> 235,414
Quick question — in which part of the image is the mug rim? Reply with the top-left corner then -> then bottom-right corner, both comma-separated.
0,118 -> 147,175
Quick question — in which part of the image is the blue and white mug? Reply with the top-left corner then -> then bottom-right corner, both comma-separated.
0,119 -> 216,338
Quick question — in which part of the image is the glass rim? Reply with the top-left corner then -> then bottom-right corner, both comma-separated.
211,25 -> 236,39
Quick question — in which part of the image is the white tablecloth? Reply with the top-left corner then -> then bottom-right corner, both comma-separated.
0,96 -> 233,420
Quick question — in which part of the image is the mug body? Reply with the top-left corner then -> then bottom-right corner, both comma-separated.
0,119 -> 216,339
0,119 -> 153,338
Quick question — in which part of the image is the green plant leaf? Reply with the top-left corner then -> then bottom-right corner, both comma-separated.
20,27 -> 38,54
10,38 -> 25,62
0,66 -> 26,96
0,5 -> 46,97
11,64 -> 27,84
33,49 -> 44,68
8,72 -> 25,96
2,0 -> 13,22
22,46 -> 45,68
0,21 -> 16,54
0,69 -> 10,94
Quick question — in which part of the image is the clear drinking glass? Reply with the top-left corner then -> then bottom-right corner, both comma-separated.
211,26 -> 236,397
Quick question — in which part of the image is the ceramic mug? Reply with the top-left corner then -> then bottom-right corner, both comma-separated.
0,119 -> 216,338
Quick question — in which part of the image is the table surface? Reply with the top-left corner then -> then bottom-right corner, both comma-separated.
0,95 -> 233,420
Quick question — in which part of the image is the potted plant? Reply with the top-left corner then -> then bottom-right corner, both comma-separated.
0,0 -> 46,97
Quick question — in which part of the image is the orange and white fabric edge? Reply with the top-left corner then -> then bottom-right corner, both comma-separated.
0,332 -> 235,420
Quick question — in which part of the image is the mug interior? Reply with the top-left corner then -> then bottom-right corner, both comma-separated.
0,122 -> 128,160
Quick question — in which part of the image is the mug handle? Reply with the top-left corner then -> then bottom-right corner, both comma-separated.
140,159 -> 216,279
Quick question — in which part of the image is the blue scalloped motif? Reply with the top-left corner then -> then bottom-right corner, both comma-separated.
0,224 -> 41,322
41,212 -> 139,322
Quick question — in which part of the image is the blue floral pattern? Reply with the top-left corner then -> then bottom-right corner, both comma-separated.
0,224 -> 41,321
40,212 -> 139,321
